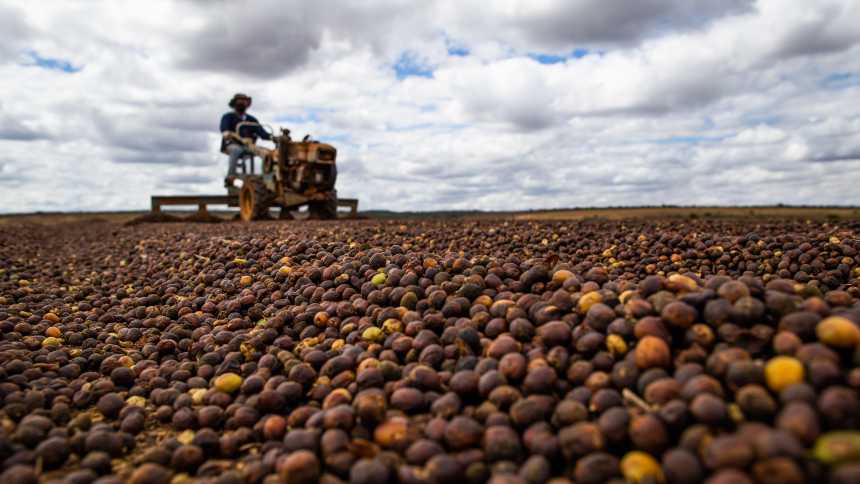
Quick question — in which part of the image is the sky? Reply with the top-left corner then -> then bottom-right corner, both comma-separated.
1,0 -> 859,213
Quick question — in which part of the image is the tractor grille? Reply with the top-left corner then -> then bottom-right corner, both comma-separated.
313,163 -> 337,190
317,148 -> 336,162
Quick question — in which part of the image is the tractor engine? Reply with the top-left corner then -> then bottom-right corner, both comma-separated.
280,140 -> 338,193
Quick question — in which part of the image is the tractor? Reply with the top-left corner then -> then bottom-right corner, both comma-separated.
225,122 -> 342,221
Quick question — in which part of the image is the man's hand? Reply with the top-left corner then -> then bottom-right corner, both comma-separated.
223,131 -> 244,143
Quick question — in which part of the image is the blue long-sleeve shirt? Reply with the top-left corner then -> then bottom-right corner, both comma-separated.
220,112 -> 271,151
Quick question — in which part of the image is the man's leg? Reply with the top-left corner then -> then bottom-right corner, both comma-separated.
226,144 -> 244,177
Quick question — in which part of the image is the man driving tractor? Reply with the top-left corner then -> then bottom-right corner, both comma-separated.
220,93 -> 271,186
211,93 -> 350,221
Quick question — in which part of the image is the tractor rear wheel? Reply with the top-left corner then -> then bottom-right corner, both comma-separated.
239,178 -> 273,221
308,198 -> 338,220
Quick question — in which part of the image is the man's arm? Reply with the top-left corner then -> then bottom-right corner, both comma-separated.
258,126 -> 272,141
220,113 -> 234,135
248,115 -> 271,140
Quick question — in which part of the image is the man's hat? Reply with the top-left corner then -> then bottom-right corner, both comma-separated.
229,93 -> 252,108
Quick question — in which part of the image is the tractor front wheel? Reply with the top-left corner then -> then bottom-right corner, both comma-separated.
239,178 -> 273,221
308,198 -> 338,220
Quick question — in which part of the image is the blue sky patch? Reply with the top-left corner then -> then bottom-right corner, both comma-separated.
528,48 -> 594,64
823,72 -> 854,82
386,122 -> 470,133
652,134 -> 729,145
528,53 -> 567,64
394,51 -> 434,79
275,109 -> 322,124
741,114 -> 781,126
388,122 -> 434,132
320,133 -> 352,144
24,50 -> 82,73
820,72 -> 860,89
447,45 -> 470,57
443,34 -> 469,57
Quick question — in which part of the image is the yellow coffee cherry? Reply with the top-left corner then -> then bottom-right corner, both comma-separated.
817,316 -> 860,348
764,356 -> 804,392
214,373 -> 243,393
578,291 -> 602,314
621,451 -> 665,483
606,334 -> 628,356
362,327 -> 384,343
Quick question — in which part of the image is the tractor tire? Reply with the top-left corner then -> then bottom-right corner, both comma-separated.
308,198 -> 338,220
239,178 -> 274,221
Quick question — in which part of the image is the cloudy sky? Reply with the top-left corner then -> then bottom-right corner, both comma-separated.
1,0 -> 859,213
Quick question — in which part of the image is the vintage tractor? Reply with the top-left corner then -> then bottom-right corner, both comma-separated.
225,122 -> 345,221
148,122 -> 357,221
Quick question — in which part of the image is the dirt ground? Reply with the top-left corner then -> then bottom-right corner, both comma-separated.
1,206 -> 858,227
513,206 -> 860,221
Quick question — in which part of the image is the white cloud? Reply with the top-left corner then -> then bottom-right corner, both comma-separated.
784,139 -> 811,161
732,125 -> 788,145
0,0 -> 859,213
